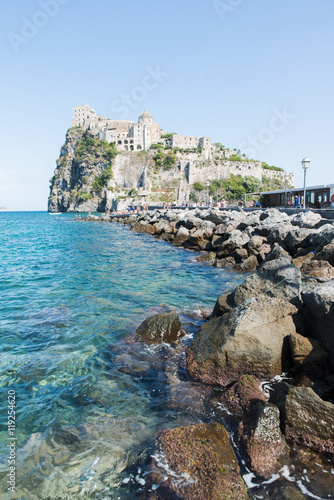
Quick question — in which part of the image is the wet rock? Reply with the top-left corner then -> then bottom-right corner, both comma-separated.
301,259 -> 334,279
194,251 -> 216,264
186,296 -> 297,386
214,256 -> 236,268
173,226 -> 189,246
290,211 -> 322,228
217,374 -> 267,416
136,311 -> 185,344
237,402 -> 289,478
212,292 -> 235,318
284,386 -> 334,453
302,280 -> 334,370
144,423 -> 247,499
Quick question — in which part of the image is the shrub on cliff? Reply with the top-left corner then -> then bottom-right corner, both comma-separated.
92,165 -> 113,194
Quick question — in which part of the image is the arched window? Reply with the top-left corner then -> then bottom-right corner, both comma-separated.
130,140 -> 134,144
137,145 -> 142,150
118,140 -> 122,145
124,140 -> 128,144
130,145 -> 134,151
125,146 -> 128,151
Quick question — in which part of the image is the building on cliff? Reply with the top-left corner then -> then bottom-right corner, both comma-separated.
71,105 -> 212,153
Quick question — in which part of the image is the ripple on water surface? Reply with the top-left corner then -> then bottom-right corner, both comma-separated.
0,212 -> 333,499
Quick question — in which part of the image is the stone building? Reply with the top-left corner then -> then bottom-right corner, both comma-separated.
71,105 -> 211,153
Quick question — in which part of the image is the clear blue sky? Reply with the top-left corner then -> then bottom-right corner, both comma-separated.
1,0 -> 333,210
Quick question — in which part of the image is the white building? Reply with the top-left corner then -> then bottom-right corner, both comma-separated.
71,105 -> 211,152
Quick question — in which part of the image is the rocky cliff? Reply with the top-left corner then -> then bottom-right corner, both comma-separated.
48,127 -> 293,213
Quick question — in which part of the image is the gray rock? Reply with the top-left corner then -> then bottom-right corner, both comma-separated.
302,280 -> 334,369
233,256 -> 301,306
290,211 -> 322,228
266,223 -> 294,244
173,226 -> 190,246
315,241 -> 334,266
216,230 -> 250,258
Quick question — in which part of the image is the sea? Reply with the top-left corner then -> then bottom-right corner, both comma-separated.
0,212 -> 333,499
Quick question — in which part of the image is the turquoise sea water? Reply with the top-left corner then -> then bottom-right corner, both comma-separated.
1,212 -> 333,500
0,212 -> 243,499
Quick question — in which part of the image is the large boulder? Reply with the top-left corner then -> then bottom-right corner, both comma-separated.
144,423 -> 247,500
290,211 -> 322,228
237,402 -> 289,478
233,256 -> 301,307
315,241 -> 334,266
176,215 -> 202,230
288,332 -> 329,377
187,296 -> 297,386
300,259 -> 334,279
284,386 -> 334,453
216,230 -> 250,258
173,226 -> 189,246
136,311 -> 185,344
302,224 -> 334,251
215,374 -> 267,416
302,280 -> 334,369
284,227 -> 313,254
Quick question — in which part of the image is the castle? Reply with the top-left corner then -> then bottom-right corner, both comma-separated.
71,105 -> 212,153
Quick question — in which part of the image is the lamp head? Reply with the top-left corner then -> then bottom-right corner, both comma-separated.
301,157 -> 310,170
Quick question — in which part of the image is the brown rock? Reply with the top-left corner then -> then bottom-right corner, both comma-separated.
234,255 -> 258,272
284,386 -> 334,453
144,423 -> 247,499
136,311 -> 185,344
214,256 -> 236,268
217,374 -> 267,416
173,226 -> 189,246
292,252 -> 314,269
231,248 -> 249,263
289,332 -> 329,373
195,251 -> 216,264
212,293 -> 235,318
186,296 -> 297,386
237,402 -> 289,478
301,259 -> 334,279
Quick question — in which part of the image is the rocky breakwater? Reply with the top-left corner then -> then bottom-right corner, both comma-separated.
83,208 -> 334,494
108,206 -> 334,274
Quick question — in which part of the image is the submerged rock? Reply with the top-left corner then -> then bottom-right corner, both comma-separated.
136,310 -> 185,344
143,423 -> 247,499
187,296 -> 297,386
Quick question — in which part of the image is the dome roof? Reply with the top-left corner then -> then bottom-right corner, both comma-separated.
139,109 -> 153,122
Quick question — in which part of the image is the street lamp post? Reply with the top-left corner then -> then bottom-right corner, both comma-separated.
284,172 -> 287,207
206,180 -> 209,207
301,157 -> 310,209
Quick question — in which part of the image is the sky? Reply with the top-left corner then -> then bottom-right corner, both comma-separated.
0,0 -> 333,210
